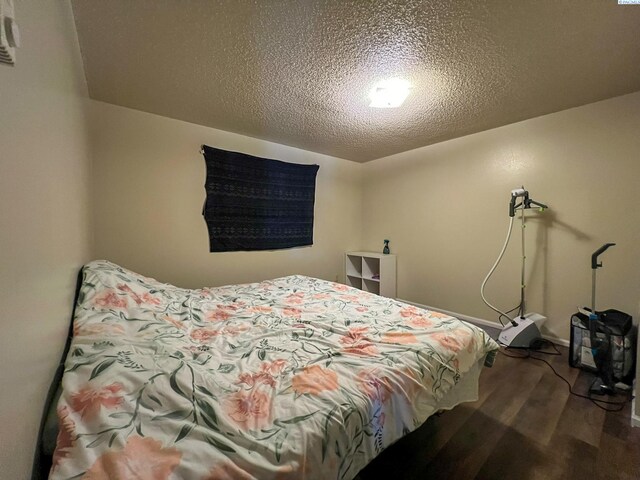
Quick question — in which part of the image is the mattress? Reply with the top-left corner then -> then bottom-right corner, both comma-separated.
49,261 -> 498,480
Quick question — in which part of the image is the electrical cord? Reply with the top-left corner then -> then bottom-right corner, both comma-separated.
499,340 -> 632,412
481,216 -> 516,326
498,303 -> 522,327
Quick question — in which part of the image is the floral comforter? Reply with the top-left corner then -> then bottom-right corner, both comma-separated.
51,260 -> 498,480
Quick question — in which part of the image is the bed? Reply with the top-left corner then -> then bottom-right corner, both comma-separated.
47,260 -> 498,480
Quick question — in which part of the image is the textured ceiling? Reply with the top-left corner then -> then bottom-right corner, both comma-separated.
71,1 -> 640,162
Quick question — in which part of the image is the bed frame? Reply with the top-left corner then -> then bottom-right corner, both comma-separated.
31,268 -> 84,480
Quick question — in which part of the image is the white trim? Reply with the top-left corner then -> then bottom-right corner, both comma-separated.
633,384 -> 640,428
397,298 -> 570,347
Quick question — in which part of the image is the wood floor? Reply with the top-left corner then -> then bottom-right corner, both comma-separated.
359,347 -> 639,480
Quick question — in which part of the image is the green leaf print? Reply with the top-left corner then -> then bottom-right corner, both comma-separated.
274,431 -> 288,462
277,411 -> 318,425
196,399 -> 219,431
86,435 -> 109,448
175,423 -> 195,442
217,363 -> 235,374
108,412 -> 133,419
152,410 -> 191,421
169,364 -> 189,399
195,385 -> 217,399
89,359 -> 116,380
204,435 -> 236,453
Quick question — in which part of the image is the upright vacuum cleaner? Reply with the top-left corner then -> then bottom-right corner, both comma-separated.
587,244 -> 616,394
570,244 -> 635,395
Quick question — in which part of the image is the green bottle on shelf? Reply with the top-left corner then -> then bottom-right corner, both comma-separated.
383,239 -> 390,255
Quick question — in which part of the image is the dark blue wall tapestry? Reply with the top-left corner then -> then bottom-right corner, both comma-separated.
202,145 -> 320,252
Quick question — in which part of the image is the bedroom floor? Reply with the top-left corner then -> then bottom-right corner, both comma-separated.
359,345 -> 639,480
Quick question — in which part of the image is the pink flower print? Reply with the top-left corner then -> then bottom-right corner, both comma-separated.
379,412 -> 386,427
340,295 -> 359,302
206,308 -> 232,322
292,365 -> 339,396
140,292 -> 161,305
400,306 -> 420,318
262,359 -> 287,375
382,331 -> 418,344
215,302 -> 245,312
51,405 -> 75,470
163,315 -> 184,330
225,389 -> 272,431
190,328 -> 220,343
356,369 -> 393,403
435,327 -> 474,353
343,342 -> 379,356
204,461 -> 254,480
236,371 -> 276,389
466,335 -> 476,353
340,326 -> 369,344
285,292 -> 305,304
431,331 -> 465,353
340,327 -> 379,357
70,383 -> 125,420
74,323 -> 126,337
223,323 -> 250,336
116,284 -> 134,293
249,305 -> 272,313
94,290 -> 128,309
274,464 -> 298,480
116,284 -> 161,306
283,307 -> 302,318
83,436 -> 181,480
406,315 -> 434,329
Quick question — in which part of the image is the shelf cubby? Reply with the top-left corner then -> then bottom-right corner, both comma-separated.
346,274 -> 362,289
344,252 -> 396,298
346,254 -> 362,278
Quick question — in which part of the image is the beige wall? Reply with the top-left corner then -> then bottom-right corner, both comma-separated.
0,1 -> 92,478
2,9 -> 638,475
88,101 -> 363,289
362,92 -> 640,344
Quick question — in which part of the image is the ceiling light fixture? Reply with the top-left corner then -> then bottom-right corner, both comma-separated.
369,78 -> 411,108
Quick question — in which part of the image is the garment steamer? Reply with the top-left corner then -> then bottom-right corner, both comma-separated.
481,187 -> 549,347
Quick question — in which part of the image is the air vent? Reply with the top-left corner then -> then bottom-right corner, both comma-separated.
0,0 -> 19,66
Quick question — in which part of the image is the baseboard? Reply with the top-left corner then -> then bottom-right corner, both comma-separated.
632,388 -> 640,428
397,298 -> 570,348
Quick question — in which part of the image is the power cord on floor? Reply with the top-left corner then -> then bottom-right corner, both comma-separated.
499,340 -> 633,412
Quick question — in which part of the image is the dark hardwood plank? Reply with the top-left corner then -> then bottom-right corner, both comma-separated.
602,401 -> 640,443
554,371 -> 607,448
475,429 -> 597,480
509,367 -> 571,446
596,432 -> 640,480
477,354 -> 544,426
418,409 -> 509,480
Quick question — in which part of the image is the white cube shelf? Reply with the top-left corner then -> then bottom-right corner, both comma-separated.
345,251 -> 396,298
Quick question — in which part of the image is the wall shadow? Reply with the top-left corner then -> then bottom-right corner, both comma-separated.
524,210 -> 591,317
